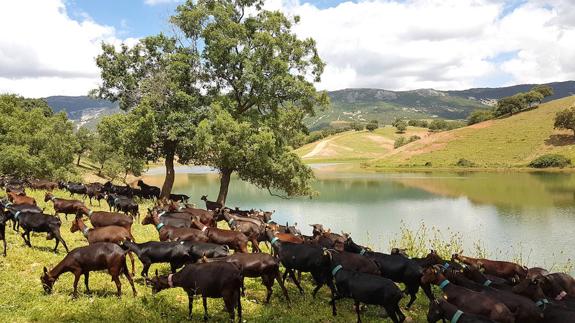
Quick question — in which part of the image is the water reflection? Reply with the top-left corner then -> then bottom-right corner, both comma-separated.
143,170 -> 575,269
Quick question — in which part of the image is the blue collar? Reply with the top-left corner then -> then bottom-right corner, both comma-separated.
156,223 -> 165,231
359,249 -> 366,255
331,265 -> 343,276
270,237 -> 279,245
158,211 -> 166,217
229,218 -> 235,225
483,279 -> 492,287
442,263 -> 450,271
535,298 -> 549,308
82,227 -> 90,237
88,210 -> 93,217
439,280 -> 450,289
14,211 -> 21,219
114,197 -> 120,203
451,310 -> 463,323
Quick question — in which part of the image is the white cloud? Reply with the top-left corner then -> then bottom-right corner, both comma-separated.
0,0 -> 134,97
144,0 -> 182,6
272,0 -> 575,90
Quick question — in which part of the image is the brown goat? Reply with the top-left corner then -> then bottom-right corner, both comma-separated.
452,253 -> 527,281
71,216 -> 136,274
77,207 -> 133,232
191,218 -> 249,253
45,192 -> 86,220
142,210 -> 209,242
7,191 -> 36,206
41,242 -> 136,297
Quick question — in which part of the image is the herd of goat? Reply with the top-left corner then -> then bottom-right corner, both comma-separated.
1,177 -> 575,322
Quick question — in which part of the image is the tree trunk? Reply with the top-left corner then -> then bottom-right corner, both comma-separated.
216,168 -> 233,205
160,143 -> 176,199
76,153 -> 82,166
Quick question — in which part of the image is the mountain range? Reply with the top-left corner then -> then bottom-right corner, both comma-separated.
43,81 -> 575,130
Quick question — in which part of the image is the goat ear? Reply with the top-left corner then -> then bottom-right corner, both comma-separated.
155,269 -> 159,278
43,266 -> 48,274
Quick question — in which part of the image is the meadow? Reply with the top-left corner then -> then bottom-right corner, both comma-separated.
0,189 -> 437,323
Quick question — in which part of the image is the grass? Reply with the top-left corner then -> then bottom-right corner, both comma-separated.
368,96 -> 575,169
1,189 -> 436,323
295,126 -> 428,164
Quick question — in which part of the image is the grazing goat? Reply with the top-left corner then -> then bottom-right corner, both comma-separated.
201,195 -> 223,211
147,262 -> 242,322
7,191 -> 36,206
41,242 -> 136,297
77,207 -> 133,232
45,192 -> 85,220
7,210 -> 68,253
191,219 -> 249,253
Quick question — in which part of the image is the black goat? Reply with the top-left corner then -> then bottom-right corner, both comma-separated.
6,210 -> 68,253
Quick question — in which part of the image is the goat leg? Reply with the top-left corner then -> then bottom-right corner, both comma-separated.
84,272 -> 91,294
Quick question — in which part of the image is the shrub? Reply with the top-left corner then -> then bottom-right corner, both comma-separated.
554,106 -> 575,136
529,154 -> 571,168
467,109 -> 494,125
394,135 -> 420,149
429,119 -> 466,131
351,122 -> 364,131
455,158 -> 476,167
408,120 -> 429,128
366,122 -> 378,132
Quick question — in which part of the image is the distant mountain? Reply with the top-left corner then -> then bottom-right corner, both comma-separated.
43,81 -> 575,131
308,80 -> 575,130
44,96 -> 119,129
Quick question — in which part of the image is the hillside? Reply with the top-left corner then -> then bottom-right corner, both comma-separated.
307,80 -> 575,130
295,126 -> 429,163
44,96 -> 119,129
367,95 -> 575,169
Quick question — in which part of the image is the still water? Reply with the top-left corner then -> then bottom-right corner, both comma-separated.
143,167 -> 575,269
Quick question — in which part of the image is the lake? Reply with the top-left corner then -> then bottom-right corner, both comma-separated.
143,166 -> 575,270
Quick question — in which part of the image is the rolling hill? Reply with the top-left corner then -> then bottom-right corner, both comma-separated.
366,95 -> 575,168
297,95 -> 575,169
307,80 -> 575,130
44,96 -> 119,129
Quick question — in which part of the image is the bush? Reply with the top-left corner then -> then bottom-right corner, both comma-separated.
467,109 -> 494,125
365,123 -> 378,131
351,122 -> 364,131
429,119 -> 466,132
394,135 -> 420,149
455,158 -> 476,167
408,120 -> 429,128
529,154 -> 571,168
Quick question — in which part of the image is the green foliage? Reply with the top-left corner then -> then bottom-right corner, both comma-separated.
0,95 -> 78,179
408,119 -> 429,128
554,106 -> 575,136
305,126 -> 351,144
392,118 -> 407,133
467,109 -> 494,125
455,158 -> 476,167
351,122 -> 364,131
428,119 -> 465,131
532,84 -> 554,98
74,127 -> 94,166
394,135 -> 420,149
524,90 -> 544,107
365,120 -> 379,132
529,154 -> 571,168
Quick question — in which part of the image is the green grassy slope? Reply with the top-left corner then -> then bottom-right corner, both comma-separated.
0,189 -> 432,322
296,126 -> 428,163
366,96 -> 575,169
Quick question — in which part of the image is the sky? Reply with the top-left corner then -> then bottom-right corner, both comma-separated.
0,0 -> 574,97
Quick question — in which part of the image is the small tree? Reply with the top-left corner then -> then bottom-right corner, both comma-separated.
495,94 -> 527,116
392,118 -> 407,133
524,90 -> 544,108
351,122 -> 364,131
532,85 -> 554,98
366,120 -> 379,132
74,127 -> 94,166
554,107 -> 575,136
467,109 -> 494,125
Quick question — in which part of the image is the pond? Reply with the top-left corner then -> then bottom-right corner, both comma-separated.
143,167 -> 575,270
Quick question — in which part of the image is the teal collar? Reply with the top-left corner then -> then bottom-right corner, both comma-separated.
156,223 -> 165,231
535,298 -> 549,308
331,265 -> 343,276
229,218 -> 235,225
483,279 -> 492,287
439,280 -> 450,290
14,211 -> 21,219
270,237 -> 279,245
451,310 -> 463,323
114,197 -> 120,203
359,249 -> 366,255
442,263 -> 450,271
82,227 -> 90,237
158,211 -> 166,217
5,202 -> 12,207
88,210 -> 93,217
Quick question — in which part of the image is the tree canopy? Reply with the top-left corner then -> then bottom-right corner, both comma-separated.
554,106 -> 575,136
93,0 -> 327,202
0,94 -> 78,179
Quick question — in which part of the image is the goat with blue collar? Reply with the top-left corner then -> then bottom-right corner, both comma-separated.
427,299 -> 496,323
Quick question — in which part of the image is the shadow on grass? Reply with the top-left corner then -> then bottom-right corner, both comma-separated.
545,134 -> 575,146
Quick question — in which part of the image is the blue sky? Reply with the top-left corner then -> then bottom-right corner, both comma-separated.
0,0 -> 573,97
